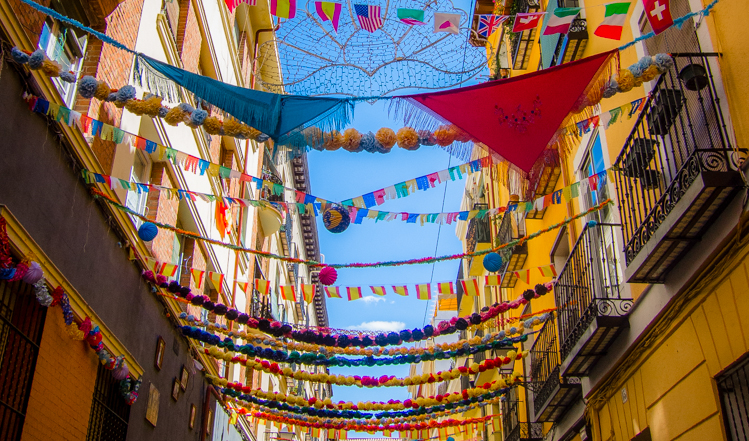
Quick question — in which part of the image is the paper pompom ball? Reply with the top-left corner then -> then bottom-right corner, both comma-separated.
653,53 -> 674,73
434,126 -> 456,146
158,107 -> 169,118
116,85 -> 137,103
106,92 -> 118,102
616,69 -> 635,93
22,261 -> 43,285
341,128 -> 363,152
628,63 -> 645,78
164,107 -> 185,126
59,71 -> 76,83
418,130 -> 437,146
319,266 -> 338,286
360,131 -> 380,153
323,206 -> 350,233
304,127 -> 324,150
189,109 -> 208,127
640,65 -> 660,82
94,81 -> 112,101
375,128 -> 396,151
203,116 -> 223,135
602,78 -> 619,99
138,222 -> 158,241
78,76 -> 99,99
637,56 -> 654,71
11,47 -> 29,64
323,131 -> 344,151
28,49 -> 45,70
396,127 -> 420,150
451,125 -> 472,143
112,362 -> 130,380
483,253 -> 503,272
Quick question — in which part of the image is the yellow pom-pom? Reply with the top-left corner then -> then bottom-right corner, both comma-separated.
375,128 -> 397,150
164,107 -> 186,126
434,125 -> 456,146
201,116 -> 222,135
142,96 -> 163,118
396,127 -> 420,150
341,128 -> 362,152
640,65 -> 660,82
617,69 -> 636,93
323,131 -> 344,150
223,118 -> 243,136
41,59 -> 62,77
66,323 -> 85,340
94,81 -> 112,101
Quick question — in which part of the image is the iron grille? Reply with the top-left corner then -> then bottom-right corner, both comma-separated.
466,203 -> 491,254
250,289 -> 274,320
528,316 -> 560,414
510,0 -> 541,70
0,280 -> 47,441
718,357 -> 749,441
86,363 -> 130,441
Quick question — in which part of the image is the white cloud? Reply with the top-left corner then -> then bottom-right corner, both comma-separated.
347,321 -> 406,332
390,300 -> 396,304
359,296 -> 385,305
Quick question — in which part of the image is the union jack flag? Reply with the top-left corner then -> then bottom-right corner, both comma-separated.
354,4 -> 383,32
477,14 -> 508,38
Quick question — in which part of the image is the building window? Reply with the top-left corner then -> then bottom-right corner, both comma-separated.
38,19 -> 87,107
579,131 -> 610,221
126,153 -> 150,227
86,363 -> 130,441
718,356 -> 749,441
0,280 -> 47,441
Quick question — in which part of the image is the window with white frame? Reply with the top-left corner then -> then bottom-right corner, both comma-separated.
579,130 -> 610,222
125,153 -> 150,227
38,20 -> 87,107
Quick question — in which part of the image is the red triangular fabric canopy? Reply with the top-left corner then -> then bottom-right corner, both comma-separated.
405,50 -> 617,172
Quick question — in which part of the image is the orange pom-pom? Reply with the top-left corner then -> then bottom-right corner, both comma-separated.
396,127 -> 419,150
433,125 -> 455,147
341,128 -> 362,152
164,107 -> 186,126
323,131 -> 344,150
640,65 -> 660,82
203,116 -> 223,135
450,125 -> 472,143
375,128 -> 397,150
617,69 -> 635,93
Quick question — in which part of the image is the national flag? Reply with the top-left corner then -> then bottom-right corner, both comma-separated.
485,274 -> 502,286
191,269 -> 205,289
539,265 -> 557,277
325,286 -> 342,298
397,8 -> 425,25
315,2 -> 342,32
354,4 -> 383,32
271,0 -> 296,19
224,0 -> 257,12
543,7 -> 581,35
208,271 -> 224,292
301,284 -> 316,302
512,12 -> 545,33
514,269 -> 531,284
594,2 -> 631,40
491,418 -> 502,433
477,15 -> 508,37
434,12 -> 461,34
145,258 -> 159,273
254,278 -> 271,295
392,285 -> 408,296
280,285 -> 297,301
437,282 -> 454,296
338,430 -> 347,440
236,281 -> 250,294
370,286 -> 387,296
461,278 -> 480,296
159,262 -> 178,277
643,0 -> 672,35
416,284 -> 431,300
347,287 -> 363,301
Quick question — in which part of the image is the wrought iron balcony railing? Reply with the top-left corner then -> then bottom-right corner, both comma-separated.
612,53 -> 744,282
466,203 -> 491,254
250,289 -> 274,320
505,423 -> 544,441
555,223 -> 632,362
510,0 -> 541,70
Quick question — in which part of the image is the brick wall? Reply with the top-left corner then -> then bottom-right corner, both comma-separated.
21,309 -> 99,441
178,0 -> 201,74
10,0 -> 50,44
146,163 -> 178,262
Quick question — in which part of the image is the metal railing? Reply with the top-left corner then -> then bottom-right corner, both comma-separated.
466,203 -> 491,254
528,316 -> 560,415
250,289 -> 274,320
555,223 -> 632,360
612,53 -> 740,265
506,423 -> 544,441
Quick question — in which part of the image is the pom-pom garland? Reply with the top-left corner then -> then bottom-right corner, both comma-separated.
11,47 -> 29,64
342,128 -> 363,152
375,128 -> 397,150
603,54 -> 674,100
396,127 -> 419,150
22,261 -> 43,285
28,49 -> 45,70
137,222 -> 158,241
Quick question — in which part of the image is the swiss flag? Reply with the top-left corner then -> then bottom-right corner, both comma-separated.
512,12 -> 545,33
643,0 -> 673,35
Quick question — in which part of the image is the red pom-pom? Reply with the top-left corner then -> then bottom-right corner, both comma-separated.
319,266 -> 338,286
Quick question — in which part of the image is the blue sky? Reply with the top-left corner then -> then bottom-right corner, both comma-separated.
307,100 -> 467,407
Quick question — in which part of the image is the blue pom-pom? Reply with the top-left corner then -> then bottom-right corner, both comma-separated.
59,71 -> 76,83
628,64 -> 645,78
0,268 -> 16,280
602,78 -> 619,99
360,132 -> 379,153
28,49 -> 45,70
483,252 -> 503,272
11,47 -> 29,64
323,206 -> 350,233
116,85 -> 136,103
138,222 -> 158,241
78,76 -> 98,99
178,103 -> 195,113
587,220 -> 598,228
256,133 -> 270,143
637,56 -> 653,71
106,92 -> 117,102
190,109 -> 207,126
158,107 -> 168,118
654,53 -> 674,73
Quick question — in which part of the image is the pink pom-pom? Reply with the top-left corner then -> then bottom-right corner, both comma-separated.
319,266 -> 337,286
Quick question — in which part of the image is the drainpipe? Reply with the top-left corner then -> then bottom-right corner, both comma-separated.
229,138 -> 251,333
251,23 -> 281,89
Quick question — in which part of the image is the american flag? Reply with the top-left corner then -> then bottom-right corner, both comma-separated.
477,14 -> 508,37
354,4 -> 383,32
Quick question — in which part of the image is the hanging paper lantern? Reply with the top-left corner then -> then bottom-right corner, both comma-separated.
319,266 -> 338,286
483,253 -> 503,273
323,206 -> 350,233
138,222 -> 158,242
22,261 -> 43,285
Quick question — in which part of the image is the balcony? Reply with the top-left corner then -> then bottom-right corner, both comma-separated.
250,289 -> 274,320
525,150 -> 562,219
497,213 -> 528,288
511,0 -> 541,70
612,53 -> 745,283
467,203 -> 493,276
528,316 -> 581,422
555,223 -> 633,376
502,387 -> 544,441
469,0 -> 496,47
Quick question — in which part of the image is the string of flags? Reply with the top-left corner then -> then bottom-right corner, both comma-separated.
563,96 -> 647,137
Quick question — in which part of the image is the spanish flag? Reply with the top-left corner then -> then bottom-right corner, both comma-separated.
491,418 -> 502,433
191,269 -> 205,289
461,278 -> 480,296
539,264 -> 557,277
515,269 -> 531,284
416,284 -> 431,300
437,282 -> 453,296
301,284 -> 316,302
236,281 -> 250,294
338,430 -> 348,440
347,287 -> 363,301
485,274 -> 502,286
280,285 -> 296,301
208,271 -> 224,292
370,286 -> 387,296
392,285 -> 408,296
159,262 -> 178,277
325,286 -> 341,298
254,278 -> 271,295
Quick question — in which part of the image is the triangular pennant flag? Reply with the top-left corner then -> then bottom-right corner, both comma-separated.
433,12 -> 461,34
539,264 -> 557,277
301,284 -> 316,302
397,8 -> 425,25
338,430 -> 347,440
485,274 -> 502,286
416,284 -> 431,300
236,281 -> 250,294
514,269 -> 531,284
461,278 -> 480,296
280,285 -> 297,301
370,286 -> 387,296
392,285 -> 408,296
254,278 -> 271,295
159,262 -> 178,277
437,282 -> 454,296
347,287 -> 363,301
208,271 -> 225,292
325,286 -> 342,298
315,1 -> 342,32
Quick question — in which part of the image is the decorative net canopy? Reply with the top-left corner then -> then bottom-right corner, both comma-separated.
253,0 -> 492,97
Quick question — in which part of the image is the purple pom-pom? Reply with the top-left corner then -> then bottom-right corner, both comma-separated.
28,50 -> 45,70
11,47 -> 29,64
78,76 -> 98,99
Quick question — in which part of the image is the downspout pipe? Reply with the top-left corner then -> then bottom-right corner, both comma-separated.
251,23 -> 281,89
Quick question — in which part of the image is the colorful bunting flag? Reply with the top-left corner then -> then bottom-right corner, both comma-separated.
325,286 -> 342,298
301,284 -> 316,302
347,287 -> 363,301
224,0 -> 257,12
485,274 -> 502,286
392,285 -> 408,296
543,7 -> 581,35
315,1 -> 342,32
512,12 -> 545,32
338,430 -> 347,440
271,0 -> 296,18
280,285 -> 297,301
461,278 -> 480,296
514,269 -> 531,285
434,12 -> 461,34
190,269 -> 205,289
208,271 -> 224,292
643,0 -> 673,35
594,2 -> 631,40
539,265 -> 557,277
397,8 -> 425,25
370,286 -> 387,296
255,278 -> 271,295
416,284 -> 431,300
159,262 -> 178,277
478,15 -> 508,37
354,5 -> 383,32
437,282 -> 454,296
236,281 -> 250,294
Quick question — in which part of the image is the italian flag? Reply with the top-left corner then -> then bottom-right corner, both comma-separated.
543,7 -> 581,35
594,2 -> 631,40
